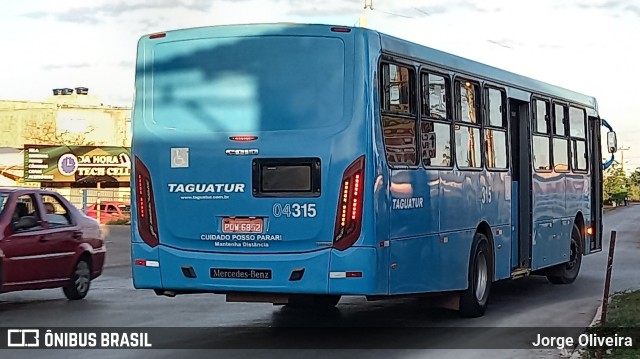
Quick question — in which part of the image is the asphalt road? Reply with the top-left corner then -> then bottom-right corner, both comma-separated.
1,205 -> 639,359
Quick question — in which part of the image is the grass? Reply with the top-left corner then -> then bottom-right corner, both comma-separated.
583,290 -> 640,358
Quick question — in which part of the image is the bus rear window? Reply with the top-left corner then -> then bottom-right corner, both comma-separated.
263,166 -> 311,192
150,36 -> 345,132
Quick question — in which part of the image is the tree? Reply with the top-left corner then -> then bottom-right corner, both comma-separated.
603,161 -> 627,203
626,167 -> 640,201
629,168 -> 640,185
23,119 -> 97,146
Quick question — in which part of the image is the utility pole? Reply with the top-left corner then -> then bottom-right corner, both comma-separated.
358,0 -> 374,27
618,146 -> 630,172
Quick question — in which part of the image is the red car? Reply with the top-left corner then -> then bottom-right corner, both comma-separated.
85,201 -> 131,224
0,187 -> 106,299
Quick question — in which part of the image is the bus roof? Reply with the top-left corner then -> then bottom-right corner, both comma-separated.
139,22 -> 598,113
377,31 -> 598,111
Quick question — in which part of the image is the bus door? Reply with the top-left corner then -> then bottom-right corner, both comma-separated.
509,99 -> 532,272
588,116 -> 603,253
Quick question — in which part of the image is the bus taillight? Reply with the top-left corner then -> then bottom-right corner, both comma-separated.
333,156 -> 365,250
135,156 -> 160,247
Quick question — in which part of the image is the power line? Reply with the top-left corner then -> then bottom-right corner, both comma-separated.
413,7 -> 432,16
377,9 -> 413,18
357,1 -> 433,26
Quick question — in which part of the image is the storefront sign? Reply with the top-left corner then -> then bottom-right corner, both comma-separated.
24,145 -> 131,183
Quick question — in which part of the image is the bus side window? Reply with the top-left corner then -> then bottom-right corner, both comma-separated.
534,99 -> 550,134
380,62 -> 418,167
421,72 -> 452,168
381,63 -> 415,115
569,106 -> 588,172
457,81 -> 480,124
532,99 -> 551,171
456,125 -> 482,169
455,79 -> 482,169
484,87 -> 508,170
552,102 -> 569,173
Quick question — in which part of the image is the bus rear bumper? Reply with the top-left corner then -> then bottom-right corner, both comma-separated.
131,243 -> 381,296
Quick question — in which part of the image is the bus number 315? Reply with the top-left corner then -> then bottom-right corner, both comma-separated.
272,203 -> 317,218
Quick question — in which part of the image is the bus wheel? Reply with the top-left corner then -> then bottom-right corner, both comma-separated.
459,233 -> 492,318
547,224 -> 582,284
286,294 -> 341,309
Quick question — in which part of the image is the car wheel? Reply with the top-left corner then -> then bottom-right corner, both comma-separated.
63,257 -> 92,300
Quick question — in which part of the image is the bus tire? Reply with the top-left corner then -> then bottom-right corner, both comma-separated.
459,233 -> 492,318
547,224 -> 582,285
63,257 -> 92,300
286,294 -> 341,309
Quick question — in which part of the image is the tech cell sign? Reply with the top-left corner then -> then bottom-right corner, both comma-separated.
23,145 -> 131,183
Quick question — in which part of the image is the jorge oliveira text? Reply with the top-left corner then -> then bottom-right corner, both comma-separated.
532,333 -> 634,350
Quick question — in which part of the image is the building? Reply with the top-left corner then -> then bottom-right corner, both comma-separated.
0,88 -> 132,207
0,87 -> 130,148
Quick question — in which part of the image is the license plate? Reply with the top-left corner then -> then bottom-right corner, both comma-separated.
221,217 -> 263,233
211,268 -> 272,280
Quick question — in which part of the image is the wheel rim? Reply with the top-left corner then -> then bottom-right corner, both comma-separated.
475,251 -> 488,301
75,261 -> 90,294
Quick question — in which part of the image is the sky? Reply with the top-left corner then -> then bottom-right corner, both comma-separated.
1,0 -> 638,171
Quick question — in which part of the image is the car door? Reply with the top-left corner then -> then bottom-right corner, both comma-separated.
40,193 -> 81,281
1,193 -> 54,287
85,204 -> 97,219
95,203 -> 109,223
106,204 -> 118,222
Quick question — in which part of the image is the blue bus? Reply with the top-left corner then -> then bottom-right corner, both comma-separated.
131,23 -> 618,317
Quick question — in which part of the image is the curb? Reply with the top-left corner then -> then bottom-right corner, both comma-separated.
104,262 -> 131,269
568,303 -> 604,359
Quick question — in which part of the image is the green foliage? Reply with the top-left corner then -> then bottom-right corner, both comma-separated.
628,169 -> 640,201
603,162 -> 628,202
602,164 -> 640,202
106,218 -> 130,225
582,290 -> 640,359
630,169 -> 640,184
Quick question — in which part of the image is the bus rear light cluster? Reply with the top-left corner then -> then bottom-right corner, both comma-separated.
333,156 -> 365,251
229,135 -> 258,142
135,156 -> 160,247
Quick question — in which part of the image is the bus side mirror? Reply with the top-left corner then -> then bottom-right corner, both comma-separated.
607,131 -> 617,153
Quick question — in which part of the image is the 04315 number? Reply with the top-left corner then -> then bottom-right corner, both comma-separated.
272,203 -> 317,218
